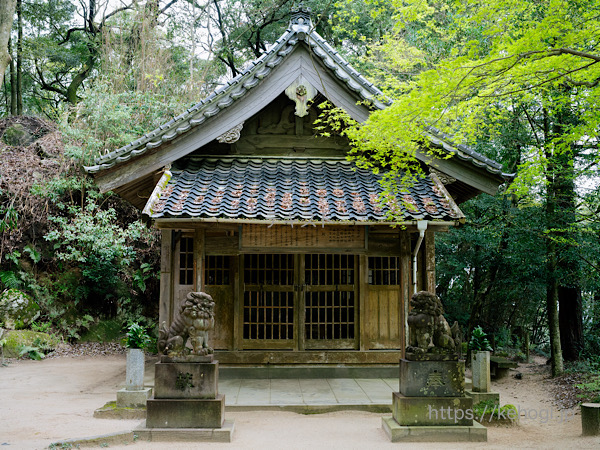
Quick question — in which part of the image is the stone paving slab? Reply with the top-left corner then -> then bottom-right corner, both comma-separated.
220,378 -> 396,411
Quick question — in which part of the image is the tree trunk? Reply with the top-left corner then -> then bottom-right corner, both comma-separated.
8,36 -> 15,115
546,239 -> 564,376
552,97 -> 583,362
544,106 -> 564,376
559,286 -> 583,360
15,0 -> 22,114
0,0 -> 17,88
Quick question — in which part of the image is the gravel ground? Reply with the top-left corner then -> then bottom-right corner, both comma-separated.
1,352 -> 599,449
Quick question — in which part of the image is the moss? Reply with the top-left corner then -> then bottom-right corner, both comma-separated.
2,124 -> 32,146
2,330 -> 60,358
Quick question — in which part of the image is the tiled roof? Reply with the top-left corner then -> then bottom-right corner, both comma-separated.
83,7 -> 513,183
84,7 -> 386,175
148,157 -> 464,223
425,126 -> 511,179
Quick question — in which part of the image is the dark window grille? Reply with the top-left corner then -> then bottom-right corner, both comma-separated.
179,237 -> 194,285
368,256 -> 400,285
244,254 -> 294,285
243,291 -> 294,340
304,254 -> 355,340
205,255 -> 230,285
243,254 -> 294,340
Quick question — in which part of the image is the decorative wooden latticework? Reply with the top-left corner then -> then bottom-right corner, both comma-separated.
243,254 -> 295,342
304,254 -> 356,344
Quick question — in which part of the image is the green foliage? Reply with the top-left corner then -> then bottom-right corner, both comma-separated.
30,321 -> 52,333
0,270 -> 22,290
2,330 -> 59,358
469,326 -> 493,352
18,344 -> 45,360
577,376 -> 600,403
125,322 -> 151,350
473,400 -> 518,422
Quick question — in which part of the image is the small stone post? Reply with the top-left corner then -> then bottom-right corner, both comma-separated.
581,403 -> 600,436
472,351 -> 491,393
126,348 -> 145,390
117,348 -> 152,408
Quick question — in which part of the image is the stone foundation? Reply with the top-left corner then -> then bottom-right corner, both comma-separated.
146,395 -> 225,429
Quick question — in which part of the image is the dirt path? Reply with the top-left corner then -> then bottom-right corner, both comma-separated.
1,355 -> 599,449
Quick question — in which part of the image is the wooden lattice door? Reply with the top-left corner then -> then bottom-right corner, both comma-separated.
242,254 -> 296,349
304,254 -> 357,349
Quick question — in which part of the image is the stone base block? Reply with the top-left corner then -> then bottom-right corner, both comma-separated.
154,361 -> 218,399
400,359 -> 465,397
581,403 -> 600,436
382,417 -> 487,442
146,394 -> 225,429
392,392 -> 473,426
465,390 -> 500,405
116,388 -> 152,408
135,420 -> 234,443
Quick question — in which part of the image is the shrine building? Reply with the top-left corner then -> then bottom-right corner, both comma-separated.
85,7 -> 512,366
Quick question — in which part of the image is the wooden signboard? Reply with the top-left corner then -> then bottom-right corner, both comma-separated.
241,224 -> 365,250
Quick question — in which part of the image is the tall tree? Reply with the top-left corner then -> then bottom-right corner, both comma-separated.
323,0 -> 600,375
0,0 -> 17,88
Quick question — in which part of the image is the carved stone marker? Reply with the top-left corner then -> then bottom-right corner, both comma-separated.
382,291 -> 486,442
138,292 -> 234,442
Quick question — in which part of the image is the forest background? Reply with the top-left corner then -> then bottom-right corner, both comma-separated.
0,0 -> 599,379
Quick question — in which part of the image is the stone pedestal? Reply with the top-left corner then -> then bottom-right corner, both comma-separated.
117,387 -> 152,408
471,351 -> 491,392
143,356 -> 233,442
400,359 -> 465,397
383,358 -> 486,442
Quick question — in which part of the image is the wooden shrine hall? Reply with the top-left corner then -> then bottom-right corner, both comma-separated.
85,7 -> 512,365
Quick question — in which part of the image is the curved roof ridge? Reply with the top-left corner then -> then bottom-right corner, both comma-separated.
85,10 -> 513,183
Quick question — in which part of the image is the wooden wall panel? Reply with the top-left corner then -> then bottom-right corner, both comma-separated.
205,284 -> 234,350
367,288 -> 401,349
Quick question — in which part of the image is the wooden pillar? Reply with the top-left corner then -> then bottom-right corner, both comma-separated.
400,231 -> 411,358
159,229 -> 173,327
425,230 -> 436,294
359,254 -> 368,351
194,228 -> 205,291
234,255 -> 243,351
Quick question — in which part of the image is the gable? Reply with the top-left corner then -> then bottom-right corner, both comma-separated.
84,8 -> 513,212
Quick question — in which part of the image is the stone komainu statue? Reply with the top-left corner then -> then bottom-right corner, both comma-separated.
406,291 -> 462,356
158,291 -> 215,357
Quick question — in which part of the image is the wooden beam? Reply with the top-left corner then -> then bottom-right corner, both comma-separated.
213,350 -> 403,365
416,148 -> 504,195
